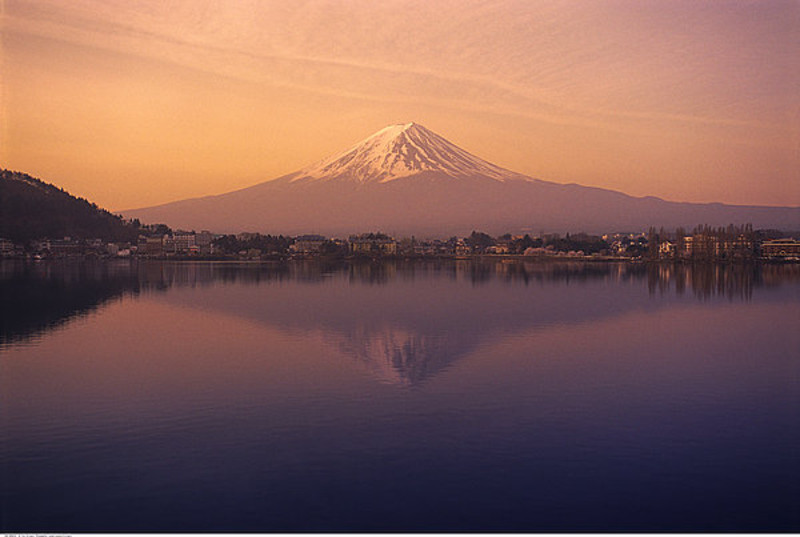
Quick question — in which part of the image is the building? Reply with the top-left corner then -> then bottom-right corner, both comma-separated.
658,240 -> 675,258
162,236 -> 176,254
48,238 -> 81,256
486,245 -> 510,254
680,234 -> 754,260
140,235 -> 165,255
291,235 -> 327,254
174,232 -> 196,254
195,231 -> 214,255
761,238 -> 800,258
349,234 -> 397,255
454,240 -> 471,256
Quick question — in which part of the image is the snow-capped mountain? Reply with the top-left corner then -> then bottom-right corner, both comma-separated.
124,123 -> 799,236
290,122 -> 521,184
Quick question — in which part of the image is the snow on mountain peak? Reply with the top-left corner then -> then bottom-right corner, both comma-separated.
293,122 -> 519,184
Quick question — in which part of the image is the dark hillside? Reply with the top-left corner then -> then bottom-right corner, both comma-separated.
0,170 -> 138,243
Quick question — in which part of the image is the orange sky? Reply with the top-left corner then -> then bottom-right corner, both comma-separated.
2,0 -> 798,210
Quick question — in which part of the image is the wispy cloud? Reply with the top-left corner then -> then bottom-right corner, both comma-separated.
4,0 -> 798,207
7,0 -> 793,133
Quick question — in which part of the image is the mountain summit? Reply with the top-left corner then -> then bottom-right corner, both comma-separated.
289,122 -> 521,184
123,124 -> 799,236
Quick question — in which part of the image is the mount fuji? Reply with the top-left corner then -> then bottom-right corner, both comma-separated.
289,122 -> 523,184
124,123 -> 799,236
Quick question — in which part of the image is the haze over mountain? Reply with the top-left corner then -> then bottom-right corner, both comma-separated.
124,123 -> 799,236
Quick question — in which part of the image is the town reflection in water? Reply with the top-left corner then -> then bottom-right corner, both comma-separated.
21,257 -> 787,293
2,259 -> 798,385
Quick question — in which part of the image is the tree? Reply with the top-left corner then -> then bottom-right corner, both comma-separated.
646,227 -> 659,260
465,231 -> 495,252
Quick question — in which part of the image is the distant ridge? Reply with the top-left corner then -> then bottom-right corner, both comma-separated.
0,169 -> 138,243
120,123 -> 799,236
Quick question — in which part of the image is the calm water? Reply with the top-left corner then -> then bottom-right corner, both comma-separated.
1,259 -> 798,532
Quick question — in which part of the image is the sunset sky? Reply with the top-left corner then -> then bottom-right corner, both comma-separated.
2,0 -> 798,210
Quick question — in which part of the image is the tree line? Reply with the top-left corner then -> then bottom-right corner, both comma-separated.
0,170 -> 139,243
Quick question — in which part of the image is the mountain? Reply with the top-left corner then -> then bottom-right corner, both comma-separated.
123,123 -> 799,236
0,169 -> 138,243
290,122 -> 523,184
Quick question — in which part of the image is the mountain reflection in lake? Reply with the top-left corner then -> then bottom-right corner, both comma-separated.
1,259 -> 798,532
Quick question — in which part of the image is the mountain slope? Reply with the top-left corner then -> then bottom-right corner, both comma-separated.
0,170 -> 138,242
288,122 -> 523,184
123,124 -> 800,236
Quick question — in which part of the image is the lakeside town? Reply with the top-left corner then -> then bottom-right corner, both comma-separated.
2,224 -> 799,263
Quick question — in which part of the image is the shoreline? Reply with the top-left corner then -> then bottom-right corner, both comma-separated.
2,254 -> 796,265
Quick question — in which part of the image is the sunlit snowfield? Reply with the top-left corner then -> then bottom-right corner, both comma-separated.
1,260 -> 798,532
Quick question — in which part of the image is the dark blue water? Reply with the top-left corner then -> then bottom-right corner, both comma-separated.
1,260 -> 798,532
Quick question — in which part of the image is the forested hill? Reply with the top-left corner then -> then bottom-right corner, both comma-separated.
0,169 -> 138,243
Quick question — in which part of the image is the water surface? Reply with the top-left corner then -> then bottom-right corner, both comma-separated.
1,260 -> 798,531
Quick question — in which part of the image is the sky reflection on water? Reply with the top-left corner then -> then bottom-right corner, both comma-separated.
1,260 -> 798,531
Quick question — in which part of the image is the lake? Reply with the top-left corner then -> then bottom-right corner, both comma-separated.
1,259 -> 798,532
